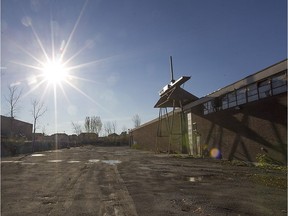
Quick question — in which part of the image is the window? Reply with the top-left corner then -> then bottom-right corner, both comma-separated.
236,87 -> 246,105
221,95 -> 228,110
258,79 -> 271,99
247,83 -> 258,102
272,72 -> 287,95
203,100 -> 215,115
201,70 -> 286,115
203,100 -> 216,115
203,102 -> 209,115
212,97 -> 221,111
228,91 -> 237,108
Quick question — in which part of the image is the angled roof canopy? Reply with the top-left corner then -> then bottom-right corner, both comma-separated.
154,86 -> 198,108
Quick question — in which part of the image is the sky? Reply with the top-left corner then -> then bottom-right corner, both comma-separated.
1,0 -> 287,135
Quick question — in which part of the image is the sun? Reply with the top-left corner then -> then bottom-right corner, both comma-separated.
42,59 -> 68,84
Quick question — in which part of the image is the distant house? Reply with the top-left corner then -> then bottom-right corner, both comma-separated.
78,132 -> 98,143
69,134 -> 78,142
108,133 -> 119,138
50,133 -> 69,143
34,133 -> 45,141
1,115 -> 33,140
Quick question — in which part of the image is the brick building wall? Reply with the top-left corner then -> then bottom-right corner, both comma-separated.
187,92 -> 287,163
1,115 -> 33,140
130,111 -> 185,153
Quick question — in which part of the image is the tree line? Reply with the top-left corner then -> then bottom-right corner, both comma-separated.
4,85 -> 142,139
71,114 -> 141,136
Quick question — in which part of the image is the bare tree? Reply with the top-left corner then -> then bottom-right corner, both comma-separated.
104,121 -> 112,136
31,99 -> 47,152
132,114 -> 141,128
5,85 -> 23,118
72,122 -> 82,135
91,116 -> 102,135
84,116 -> 91,132
111,121 -> 117,134
84,116 -> 102,134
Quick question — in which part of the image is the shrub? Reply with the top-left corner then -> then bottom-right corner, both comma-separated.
256,153 -> 285,170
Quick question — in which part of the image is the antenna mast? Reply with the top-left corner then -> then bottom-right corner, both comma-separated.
170,56 -> 175,83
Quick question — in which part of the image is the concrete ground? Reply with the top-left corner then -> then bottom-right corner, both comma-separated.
1,145 -> 287,216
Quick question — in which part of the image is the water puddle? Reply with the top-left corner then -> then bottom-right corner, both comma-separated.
187,176 -> 203,182
48,150 -> 62,153
1,161 -> 23,163
47,160 -> 63,163
31,154 -> 45,157
102,160 -> 121,165
21,162 -> 36,165
88,159 -> 100,163
67,160 -> 81,163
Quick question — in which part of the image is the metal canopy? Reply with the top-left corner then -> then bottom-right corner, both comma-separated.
154,86 -> 198,108
159,76 -> 191,96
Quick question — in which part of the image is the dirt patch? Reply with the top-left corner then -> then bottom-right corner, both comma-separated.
1,146 -> 287,216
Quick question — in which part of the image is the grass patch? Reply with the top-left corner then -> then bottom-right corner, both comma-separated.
256,154 -> 287,171
249,174 -> 287,189
131,143 -> 140,150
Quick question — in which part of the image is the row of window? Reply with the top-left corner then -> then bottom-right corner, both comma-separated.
203,71 -> 287,115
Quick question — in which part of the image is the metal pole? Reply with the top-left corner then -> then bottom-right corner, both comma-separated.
170,56 -> 175,83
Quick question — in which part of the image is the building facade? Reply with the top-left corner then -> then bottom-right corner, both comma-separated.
1,115 -> 33,140
130,60 -> 287,163
185,60 -> 287,163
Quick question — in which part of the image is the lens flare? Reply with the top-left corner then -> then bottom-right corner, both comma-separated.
210,148 -> 222,159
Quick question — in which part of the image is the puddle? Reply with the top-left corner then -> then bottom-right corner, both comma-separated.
31,154 -> 45,157
102,160 -> 121,165
48,150 -> 62,153
38,195 -> 57,205
21,162 -> 36,165
187,176 -> 203,182
88,159 -> 100,163
47,160 -> 63,163
1,161 -> 23,163
67,160 -> 81,163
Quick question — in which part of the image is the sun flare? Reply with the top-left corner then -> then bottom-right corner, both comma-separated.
42,60 -> 68,84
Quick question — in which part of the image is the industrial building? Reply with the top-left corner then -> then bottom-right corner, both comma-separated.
130,59 -> 287,164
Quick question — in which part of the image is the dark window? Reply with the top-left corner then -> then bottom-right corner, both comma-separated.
206,101 -> 213,113
236,88 -> 246,105
228,91 -> 237,108
247,83 -> 258,102
203,102 -> 209,115
272,72 -> 287,95
203,71 -> 286,114
222,95 -> 228,110
203,100 -> 215,115
212,97 -> 221,111
259,79 -> 271,98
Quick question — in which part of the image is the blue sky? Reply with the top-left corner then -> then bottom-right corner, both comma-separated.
1,0 -> 287,135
